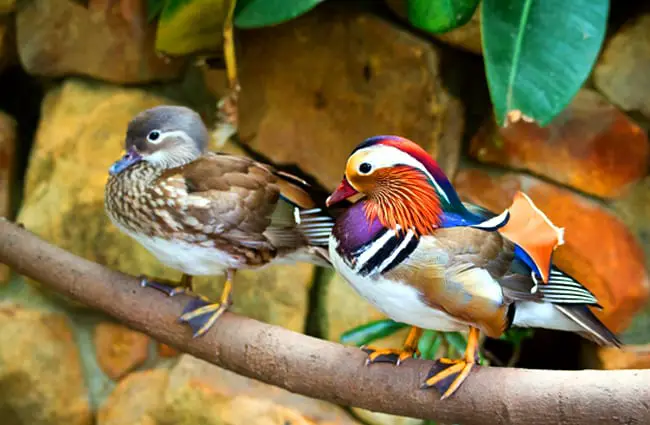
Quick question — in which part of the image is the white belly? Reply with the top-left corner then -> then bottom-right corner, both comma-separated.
126,229 -> 241,276
329,235 -> 467,332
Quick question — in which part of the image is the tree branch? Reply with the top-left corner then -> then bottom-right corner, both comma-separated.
1,218 -> 648,425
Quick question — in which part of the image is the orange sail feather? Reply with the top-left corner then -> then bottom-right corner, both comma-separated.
497,191 -> 565,283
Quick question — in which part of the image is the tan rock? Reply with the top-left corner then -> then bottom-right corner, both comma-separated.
0,304 -> 91,425
223,397 -> 320,425
17,78 -> 316,332
469,89 -> 649,199
0,0 -> 14,14
352,411 -> 423,425
98,369 -> 169,425
16,0 -> 185,83
454,169 -> 650,334
384,0 -> 482,55
99,355 -> 361,425
215,2 -> 463,190
94,322 -> 151,380
158,390 -> 321,425
593,13 -> 650,119
0,111 -> 15,285
160,355 -> 359,425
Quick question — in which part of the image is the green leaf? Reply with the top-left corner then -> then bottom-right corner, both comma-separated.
500,327 -> 534,345
155,0 -> 232,56
234,0 -> 324,29
407,0 -> 480,33
147,0 -> 167,22
482,0 -> 609,126
340,319 -> 408,347
418,330 -> 441,360
444,332 -> 467,356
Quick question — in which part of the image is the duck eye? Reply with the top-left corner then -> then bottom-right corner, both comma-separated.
359,162 -> 372,174
147,130 -> 161,143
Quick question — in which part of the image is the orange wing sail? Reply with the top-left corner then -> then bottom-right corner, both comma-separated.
497,191 -> 564,283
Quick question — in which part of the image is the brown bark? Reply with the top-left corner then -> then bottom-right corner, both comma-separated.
1,218 -> 649,425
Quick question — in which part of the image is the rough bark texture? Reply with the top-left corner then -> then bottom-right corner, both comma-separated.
1,218 -> 649,425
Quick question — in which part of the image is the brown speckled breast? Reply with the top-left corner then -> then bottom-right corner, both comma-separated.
104,153 -> 283,267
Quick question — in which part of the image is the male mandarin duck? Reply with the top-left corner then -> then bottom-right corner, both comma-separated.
325,135 -> 621,400
104,105 -> 337,337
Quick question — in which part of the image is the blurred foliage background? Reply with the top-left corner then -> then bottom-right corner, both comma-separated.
1,1 -> 649,425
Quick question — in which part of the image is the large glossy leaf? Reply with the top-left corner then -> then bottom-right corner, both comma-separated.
482,0 -> 609,127
234,0 -> 324,29
407,0 -> 480,33
340,319 -> 407,346
155,0 -> 232,56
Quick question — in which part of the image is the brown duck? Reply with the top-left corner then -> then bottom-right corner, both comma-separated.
104,105 -> 335,337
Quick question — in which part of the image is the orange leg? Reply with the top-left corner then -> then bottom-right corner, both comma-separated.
363,326 -> 423,366
421,326 -> 480,400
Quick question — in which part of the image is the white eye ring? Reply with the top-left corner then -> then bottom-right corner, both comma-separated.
147,130 -> 162,144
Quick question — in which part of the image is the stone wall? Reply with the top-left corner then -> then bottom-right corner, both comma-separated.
1,1 -> 649,425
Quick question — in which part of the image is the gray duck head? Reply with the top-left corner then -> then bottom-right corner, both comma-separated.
109,105 -> 210,175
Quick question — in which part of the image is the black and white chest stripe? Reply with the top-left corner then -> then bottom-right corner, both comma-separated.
338,226 -> 420,277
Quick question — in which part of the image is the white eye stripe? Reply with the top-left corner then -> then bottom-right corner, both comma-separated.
147,130 -> 192,145
355,146 -> 450,203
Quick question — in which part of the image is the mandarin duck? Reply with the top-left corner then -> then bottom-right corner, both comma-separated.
104,105 -> 336,337
325,135 -> 621,400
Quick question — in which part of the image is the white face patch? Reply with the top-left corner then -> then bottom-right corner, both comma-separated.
352,146 -> 451,204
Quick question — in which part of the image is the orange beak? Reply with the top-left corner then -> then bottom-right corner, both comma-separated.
326,178 -> 358,207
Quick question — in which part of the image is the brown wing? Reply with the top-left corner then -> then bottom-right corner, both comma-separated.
385,227 -> 515,337
157,152 -> 281,252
